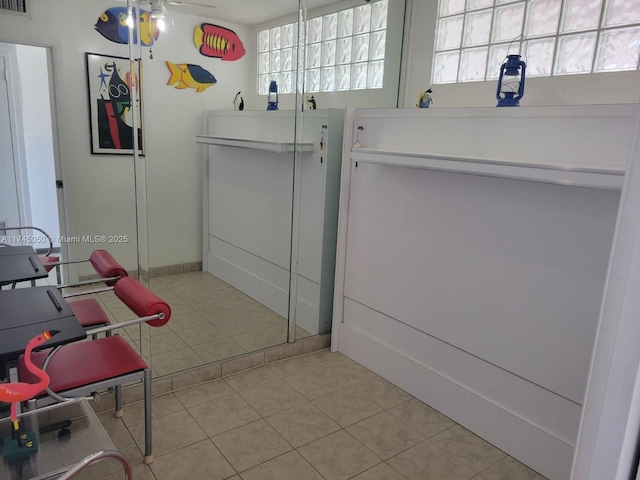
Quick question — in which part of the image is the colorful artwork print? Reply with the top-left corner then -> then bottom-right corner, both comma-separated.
166,61 -> 217,92
86,53 -> 143,155
194,24 -> 246,61
95,7 -> 159,46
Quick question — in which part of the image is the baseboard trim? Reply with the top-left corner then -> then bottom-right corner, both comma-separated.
79,262 -> 203,282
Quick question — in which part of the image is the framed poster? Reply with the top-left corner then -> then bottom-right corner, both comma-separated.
85,52 -> 143,155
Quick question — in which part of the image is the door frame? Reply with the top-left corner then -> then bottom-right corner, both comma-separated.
45,44 -> 69,267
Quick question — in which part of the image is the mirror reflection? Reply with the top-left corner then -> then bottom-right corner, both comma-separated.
0,0 -> 406,380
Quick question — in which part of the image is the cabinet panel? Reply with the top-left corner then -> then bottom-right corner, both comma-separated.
344,163 -> 619,403
209,145 -> 293,270
333,106 -> 634,479
200,109 -> 344,336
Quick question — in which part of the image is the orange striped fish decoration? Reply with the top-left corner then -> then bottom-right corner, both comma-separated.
194,23 -> 246,61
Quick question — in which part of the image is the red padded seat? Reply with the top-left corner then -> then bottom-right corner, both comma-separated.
39,255 -> 59,273
68,298 -> 110,328
18,336 -> 148,395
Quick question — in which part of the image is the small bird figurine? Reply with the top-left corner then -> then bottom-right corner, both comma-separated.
308,95 -> 317,110
0,330 -> 58,432
417,88 -> 433,108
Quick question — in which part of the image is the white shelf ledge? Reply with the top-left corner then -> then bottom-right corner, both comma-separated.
351,148 -> 625,191
196,135 -> 314,154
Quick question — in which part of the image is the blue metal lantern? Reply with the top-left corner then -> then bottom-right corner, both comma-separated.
267,80 -> 279,110
496,54 -> 526,107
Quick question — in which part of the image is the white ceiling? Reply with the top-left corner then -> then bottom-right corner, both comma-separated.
164,0 -> 342,26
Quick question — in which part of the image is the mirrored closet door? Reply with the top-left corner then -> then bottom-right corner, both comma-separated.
136,0 -> 308,377
130,0 -> 405,378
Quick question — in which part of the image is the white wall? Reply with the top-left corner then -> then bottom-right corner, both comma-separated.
15,44 -> 60,247
402,0 -> 640,108
0,1 -> 253,276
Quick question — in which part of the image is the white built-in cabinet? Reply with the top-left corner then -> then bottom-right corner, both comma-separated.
198,109 -> 344,336
332,105 -> 638,480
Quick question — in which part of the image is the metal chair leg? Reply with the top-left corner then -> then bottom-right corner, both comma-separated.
26,399 -> 39,444
114,385 -> 123,418
143,368 -> 153,464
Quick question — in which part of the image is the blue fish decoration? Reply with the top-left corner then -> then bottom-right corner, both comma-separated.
166,61 -> 217,93
95,7 -> 159,47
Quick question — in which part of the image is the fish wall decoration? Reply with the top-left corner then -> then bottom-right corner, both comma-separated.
194,24 -> 246,61
95,7 -> 159,46
166,61 -> 217,92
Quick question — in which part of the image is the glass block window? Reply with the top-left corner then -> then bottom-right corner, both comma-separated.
433,0 -> 640,84
258,0 -> 389,95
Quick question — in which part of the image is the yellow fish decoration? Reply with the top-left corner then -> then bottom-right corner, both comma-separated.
166,61 -> 217,93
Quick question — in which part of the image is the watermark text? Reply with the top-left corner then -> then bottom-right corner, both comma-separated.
1,234 -> 130,244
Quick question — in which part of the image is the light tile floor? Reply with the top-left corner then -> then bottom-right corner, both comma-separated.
6,268 -> 548,479
88,349 -> 548,480
40,270 -> 312,377
94,271 -> 308,377
120,271 -> 312,376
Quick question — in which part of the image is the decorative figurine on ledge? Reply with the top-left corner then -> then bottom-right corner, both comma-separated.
233,91 -> 244,111
307,95 -> 317,110
417,88 -> 433,108
496,54 -> 526,107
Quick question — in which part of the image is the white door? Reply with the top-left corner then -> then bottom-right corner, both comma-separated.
0,52 -> 26,237
0,43 -> 62,253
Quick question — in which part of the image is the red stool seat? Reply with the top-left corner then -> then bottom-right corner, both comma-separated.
39,256 -> 59,273
19,336 -> 148,395
68,298 -> 110,328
